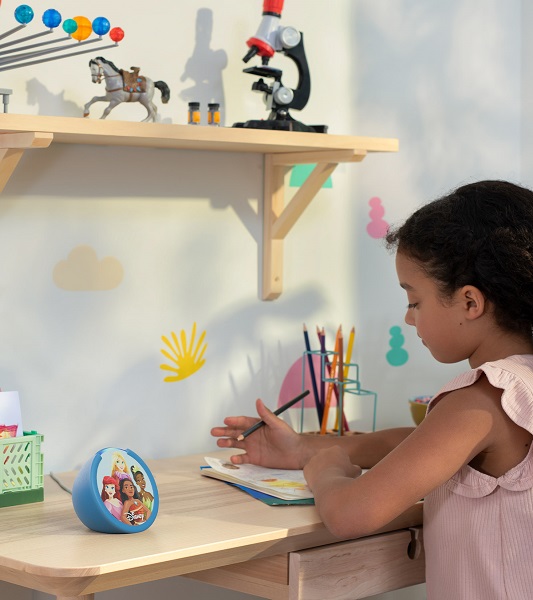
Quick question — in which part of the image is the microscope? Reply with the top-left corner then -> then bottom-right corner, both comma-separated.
233,0 -> 327,133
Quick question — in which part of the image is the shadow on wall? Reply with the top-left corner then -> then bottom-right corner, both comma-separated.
26,77 -> 82,117
180,8 -> 228,126
40,284 -> 328,473
4,144 -> 262,241
352,2 -> 520,190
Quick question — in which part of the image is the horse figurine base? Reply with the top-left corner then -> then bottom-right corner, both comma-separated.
84,56 -> 170,122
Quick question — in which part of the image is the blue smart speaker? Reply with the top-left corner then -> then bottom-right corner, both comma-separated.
72,447 -> 159,533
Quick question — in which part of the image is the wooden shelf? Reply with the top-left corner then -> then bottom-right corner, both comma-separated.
0,114 -> 398,299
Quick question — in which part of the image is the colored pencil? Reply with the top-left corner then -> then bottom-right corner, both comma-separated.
341,327 -> 356,432
336,326 -> 355,432
317,326 -> 326,408
303,324 -> 323,422
318,326 -> 349,432
319,327 -> 338,405
337,328 -> 344,435
236,390 -> 310,441
320,326 -> 341,434
316,325 -> 353,434
343,326 -> 356,380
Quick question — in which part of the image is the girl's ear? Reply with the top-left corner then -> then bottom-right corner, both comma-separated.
460,285 -> 486,319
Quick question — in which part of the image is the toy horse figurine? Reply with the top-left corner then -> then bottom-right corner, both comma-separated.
84,57 -> 170,122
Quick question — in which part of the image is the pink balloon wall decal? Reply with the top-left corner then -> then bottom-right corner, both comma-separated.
366,196 -> 389,239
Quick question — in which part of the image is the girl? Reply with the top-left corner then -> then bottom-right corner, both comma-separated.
212,180 -> 533,599
119,478 -> 151,526
100,475 -> 123,521
110,451 -> 130,482
131,466 -> 155,511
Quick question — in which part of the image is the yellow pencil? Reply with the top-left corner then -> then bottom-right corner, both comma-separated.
335,327 -> 355,429
343,326 -> 355,380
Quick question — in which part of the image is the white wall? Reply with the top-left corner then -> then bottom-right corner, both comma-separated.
0,0 -> 525,599
522,0 -> 533,188
350,0 -> 522,429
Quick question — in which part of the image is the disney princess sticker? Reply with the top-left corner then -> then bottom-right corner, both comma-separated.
101,475 -> 122,520
110,450 -> 131,482
119,477 -> 151,525
96,448 -> 157,526
131,465 -> 155,511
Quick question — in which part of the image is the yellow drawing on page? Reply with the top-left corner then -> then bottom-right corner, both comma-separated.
160,322 -> 207,382
261,478 -> 308,490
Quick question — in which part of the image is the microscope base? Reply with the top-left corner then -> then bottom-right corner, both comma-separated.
233,118 -> 328,134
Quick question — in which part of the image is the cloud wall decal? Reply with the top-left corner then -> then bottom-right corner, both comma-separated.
53,245 -> 124,291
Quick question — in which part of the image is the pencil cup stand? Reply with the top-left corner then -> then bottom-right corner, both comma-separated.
296,350 -> 377,435
72,447 -> 159,533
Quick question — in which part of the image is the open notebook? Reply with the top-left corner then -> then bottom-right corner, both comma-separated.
202,456 -> 314,501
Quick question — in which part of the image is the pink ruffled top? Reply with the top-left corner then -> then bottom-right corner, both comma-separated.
424,355 -> 533,599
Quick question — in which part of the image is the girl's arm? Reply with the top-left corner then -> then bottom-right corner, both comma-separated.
304,380 -> 500,539
211,398 -> 414,469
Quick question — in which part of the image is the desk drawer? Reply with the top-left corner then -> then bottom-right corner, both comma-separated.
289,528 -> 425,600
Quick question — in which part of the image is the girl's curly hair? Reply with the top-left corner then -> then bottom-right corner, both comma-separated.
385,180 -> 533,338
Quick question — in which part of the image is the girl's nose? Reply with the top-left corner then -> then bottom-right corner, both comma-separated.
404,309 -> 415,326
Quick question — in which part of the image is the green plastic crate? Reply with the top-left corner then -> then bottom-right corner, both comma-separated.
0,431 -> 44,508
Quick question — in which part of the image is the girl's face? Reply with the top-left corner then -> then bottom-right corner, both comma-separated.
104,483 -> 115,498
122,480 -> 135,498
135,473 -> 146,490
396,252 -> 471,364
115,457 -> 126,472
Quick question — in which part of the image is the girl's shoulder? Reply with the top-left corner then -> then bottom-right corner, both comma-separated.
427,356 -> 533,479
429,355 -> 533,431
429,374 -> 502,421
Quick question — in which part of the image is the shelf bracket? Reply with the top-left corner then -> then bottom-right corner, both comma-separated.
0,131 -> 53,193
262,149 -> 367,300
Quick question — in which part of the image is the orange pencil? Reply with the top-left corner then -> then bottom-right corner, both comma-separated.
337,329 -> 344,435
320,326 -> 341,434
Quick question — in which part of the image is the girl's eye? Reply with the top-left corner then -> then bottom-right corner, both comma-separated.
407,303 -> 419,309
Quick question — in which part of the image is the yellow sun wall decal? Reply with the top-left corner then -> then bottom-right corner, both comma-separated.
160,323 -> 207,382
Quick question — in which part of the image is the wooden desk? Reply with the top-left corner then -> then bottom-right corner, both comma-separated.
0,451 -> 424,600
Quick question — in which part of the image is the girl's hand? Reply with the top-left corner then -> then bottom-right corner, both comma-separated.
304,445 -> 362,491
210,399 -> 305,469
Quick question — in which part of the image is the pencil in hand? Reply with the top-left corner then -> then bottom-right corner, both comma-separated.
236,390 -> 310,441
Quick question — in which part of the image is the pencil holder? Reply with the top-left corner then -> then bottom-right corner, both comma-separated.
300,351 -> 378,434
72,447 -> 159,533
0,430 -> 44,508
